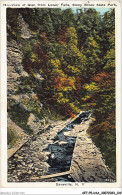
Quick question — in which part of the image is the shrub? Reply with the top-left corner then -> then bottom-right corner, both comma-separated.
7,125 -> 19,146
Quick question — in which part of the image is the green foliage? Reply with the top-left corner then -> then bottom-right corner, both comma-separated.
82,71 -> 115,173
8,100 -> 33,134
21,38 -> 38,56
80,10 -> 115,172
61,8 -> 75,28
103,30 -> 115,71
7,8 -> 21,40
76,8 -> 101,50
100,9 -> 115,57
88,112 -> 116,173
7,125 -> 19,146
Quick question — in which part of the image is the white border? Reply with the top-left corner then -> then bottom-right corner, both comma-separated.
0,0 -> 121,190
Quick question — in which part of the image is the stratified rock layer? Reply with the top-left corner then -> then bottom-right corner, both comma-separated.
7,16 -> 43,153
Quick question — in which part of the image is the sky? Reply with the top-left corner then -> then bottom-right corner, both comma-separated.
61,7 -> 111,15
92,8 -> 111,14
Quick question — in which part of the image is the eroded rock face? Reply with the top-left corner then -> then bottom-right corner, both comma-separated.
7,39 -> 30,151
18,14 -> 34,39
7,40 -> 26,95
7,15 -> 43,154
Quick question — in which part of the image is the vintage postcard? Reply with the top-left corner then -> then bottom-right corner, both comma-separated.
0,0 -> 121,190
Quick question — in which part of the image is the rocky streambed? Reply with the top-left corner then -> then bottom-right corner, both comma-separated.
8,117 -> 73,182
8,111 -> 115,182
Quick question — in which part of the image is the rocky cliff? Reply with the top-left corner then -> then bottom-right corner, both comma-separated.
7,12 -> 44,156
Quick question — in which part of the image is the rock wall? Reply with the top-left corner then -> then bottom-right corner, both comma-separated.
7,39 -> 28,95
17,13 -> 34,39
7,14 -> 43,154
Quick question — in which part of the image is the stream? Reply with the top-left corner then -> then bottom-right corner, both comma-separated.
8,110 -> 116,183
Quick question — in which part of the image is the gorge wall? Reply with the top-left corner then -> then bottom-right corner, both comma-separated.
7,12 -> 45,156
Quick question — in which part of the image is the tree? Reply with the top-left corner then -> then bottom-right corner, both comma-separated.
81,36 -> 101,79
100,9 -> 115,57
76,8 -> 102,50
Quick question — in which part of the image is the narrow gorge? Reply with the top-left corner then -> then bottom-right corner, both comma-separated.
7,8 -> 116,183
8,112 -> 115,182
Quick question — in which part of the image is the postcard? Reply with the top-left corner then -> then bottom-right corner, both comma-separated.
0,0 -> 121,190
